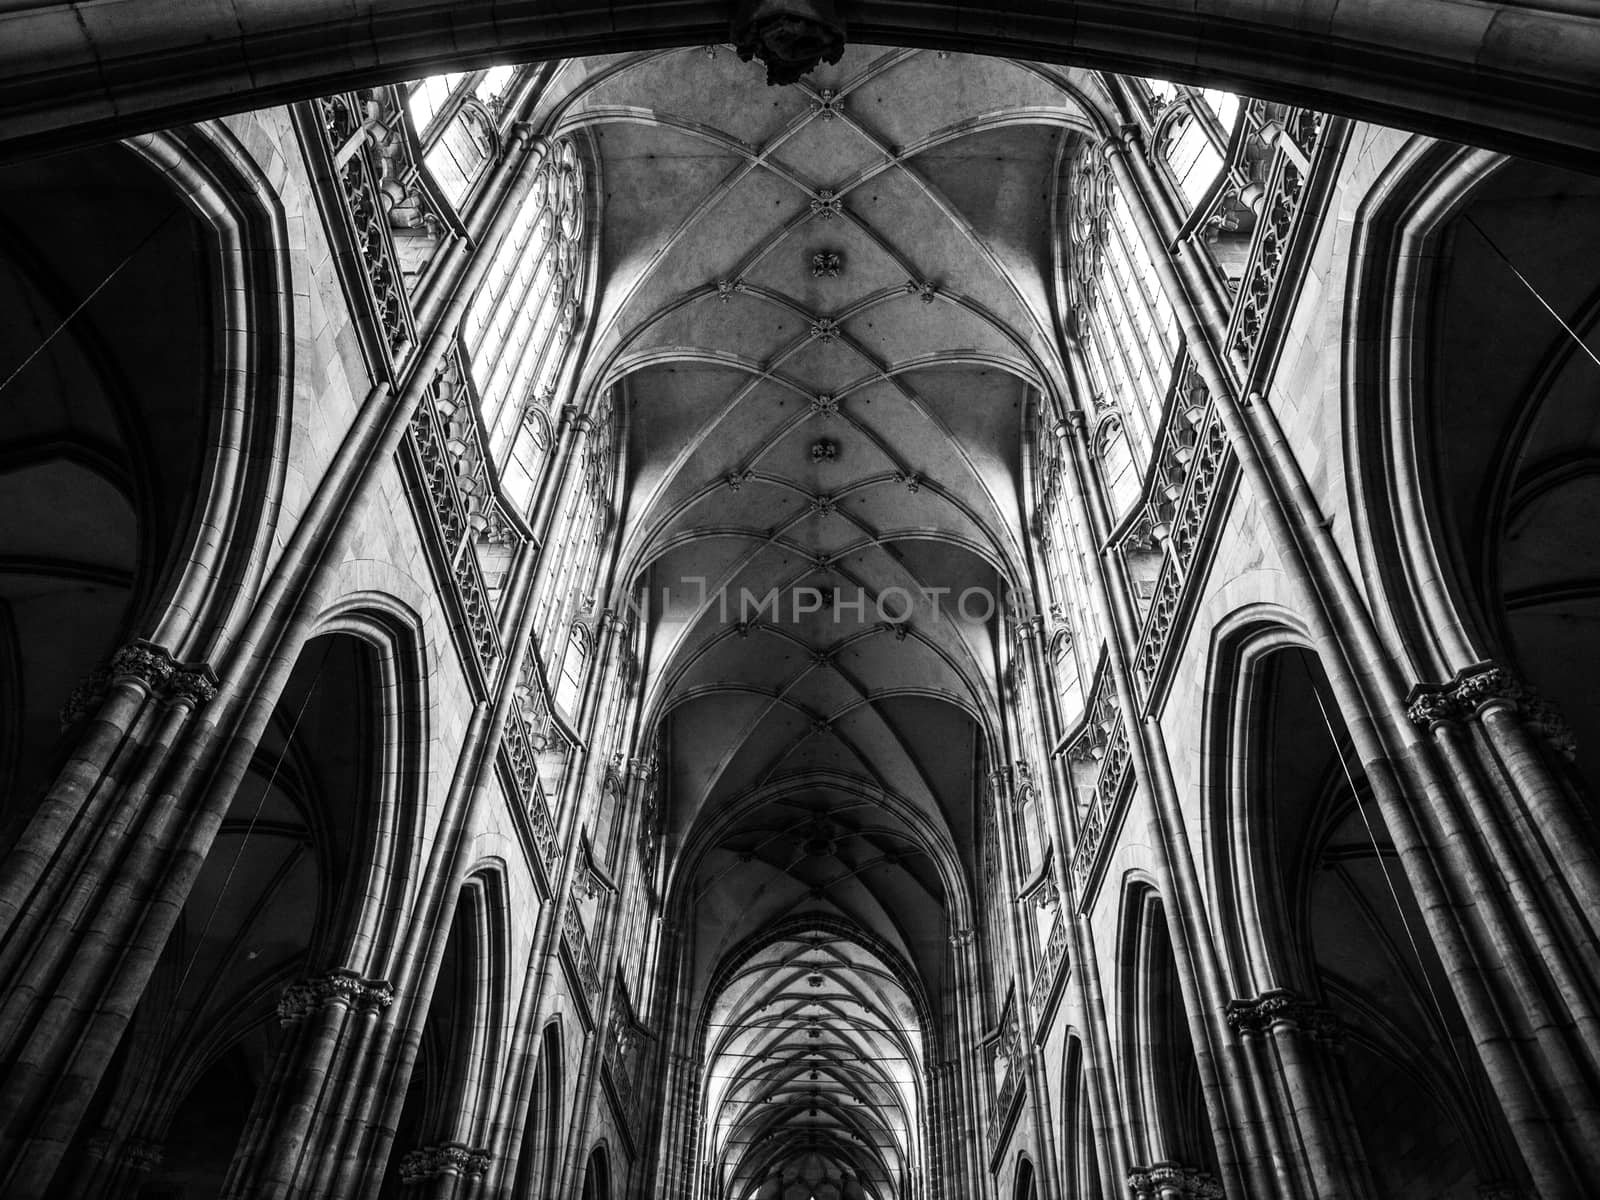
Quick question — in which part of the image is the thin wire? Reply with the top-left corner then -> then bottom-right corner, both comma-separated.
0,207 -> 183,399
1306,665 -> 1477,1082
173,639 -> 336,1000
1462,213 -> 1600,372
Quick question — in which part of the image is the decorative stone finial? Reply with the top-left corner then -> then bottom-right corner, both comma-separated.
731,0 -> 847,86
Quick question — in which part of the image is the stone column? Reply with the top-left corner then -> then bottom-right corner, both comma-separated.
1405,664 -> 1600,1145
1101,122 -> 1600,1197
1224,991 -> 1374,1200
1057,385 -> 1283,1200
0,641 -> 219,1197
221,970 -> 394,1199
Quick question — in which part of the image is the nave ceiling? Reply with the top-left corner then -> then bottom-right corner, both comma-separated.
530,46 -> 1112,1197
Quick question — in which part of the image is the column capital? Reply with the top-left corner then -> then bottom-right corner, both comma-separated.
59,640 -> 221,727
1098,134 -> 1129,164
1126,1162 -> 1224,1200
397,1142 -> 493,1182
560,403 -> 595,433
122,1137 -> 165,1173
277,970 -> 394,1025
1224,987 -> 1343,1044
1406,661 -> 1575,759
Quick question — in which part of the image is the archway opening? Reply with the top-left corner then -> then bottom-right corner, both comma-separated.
1236,645 -> 1524,1195
0,140 -> 213,849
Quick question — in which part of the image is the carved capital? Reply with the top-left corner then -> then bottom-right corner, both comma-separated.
1225,988 -> 1342,1045
1126,1162 -> 1224,1200
1408,662 -> 1577,760
398,1142 -> 493,1182
1452,662 -> 1520,713
60,641 -> 220,727
123,1137 -> 164,1173
1404,685 -> 1460,728
278,970 -> 394,1025
166,666 -> 220,707
58,665 -> 112,728
732,0 -> 847,86
109,641 -> 175,690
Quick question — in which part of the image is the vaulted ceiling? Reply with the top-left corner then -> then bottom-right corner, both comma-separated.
539,46 -> 1110,1198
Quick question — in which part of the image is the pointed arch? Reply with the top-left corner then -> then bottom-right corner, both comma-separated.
1115,878 -> 1217,1177
512,1019 -> 567,1199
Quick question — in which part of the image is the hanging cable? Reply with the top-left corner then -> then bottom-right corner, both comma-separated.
0,206 -> 183,399
173,638 -> 337,999
1304,658 -> 1478,1086
1462,214 -> 1600,373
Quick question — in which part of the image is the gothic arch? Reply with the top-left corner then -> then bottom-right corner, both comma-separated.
0,121 -> 291,847
1206,625 -> 1525,1196
58,622 -> 423,1197
1200,610 -> 1318,995
511,1019 -> 566,1199
380,868 -> 514,1197
1347,135 -> 1600,790
580,1141 -> 613,1200
309,601 -> 434,976
1010,1153 -> 1036,1200
1345,138 -> 1512,682
120,123 -> 294,667
1114,878 -> 1217,1180
1059,1033 -> 1106,1199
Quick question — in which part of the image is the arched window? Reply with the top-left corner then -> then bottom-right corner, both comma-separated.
556,623 -> 590,717
534,394 -> 616,655
462,138 -> 586,509
1016,783 -> 1045,874
1029,398 -> 1108,667
1096,417 -> 1140,515
425,101 -> 495,209
1147,80 -> 1241,210
1064,143 -> 1178,449
1052,630 -> 1085,729
405,66 -> 518,212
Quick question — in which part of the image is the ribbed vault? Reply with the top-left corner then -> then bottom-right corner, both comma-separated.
540,45 -> 1105,1198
